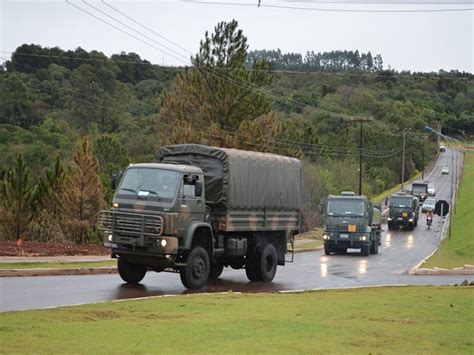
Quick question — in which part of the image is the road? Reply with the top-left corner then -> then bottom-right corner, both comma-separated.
0,148 -> 469,312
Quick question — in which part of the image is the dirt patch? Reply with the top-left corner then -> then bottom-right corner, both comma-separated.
0,240 -> 109,257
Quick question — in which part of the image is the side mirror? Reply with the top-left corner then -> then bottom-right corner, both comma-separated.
111,173 -> 118,190
195,181 -> 203,197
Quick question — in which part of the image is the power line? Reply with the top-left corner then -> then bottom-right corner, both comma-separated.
188,1 -> 474,12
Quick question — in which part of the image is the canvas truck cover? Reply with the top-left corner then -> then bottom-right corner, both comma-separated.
155,144 -> 301,210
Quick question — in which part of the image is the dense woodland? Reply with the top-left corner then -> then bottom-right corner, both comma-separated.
0,20 -> 473,243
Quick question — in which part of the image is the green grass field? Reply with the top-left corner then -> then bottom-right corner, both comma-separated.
424,152 -> 474,269
0,286 -> 472,353
0,260 -> 115,270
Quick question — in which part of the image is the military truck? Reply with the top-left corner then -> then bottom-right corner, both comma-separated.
98,144 -> 301,289
387,193 -> 419,231
322,192 -> 382,256
411,182 -> 429,202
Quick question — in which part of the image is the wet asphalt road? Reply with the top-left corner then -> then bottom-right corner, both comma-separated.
0,148 -> 470,312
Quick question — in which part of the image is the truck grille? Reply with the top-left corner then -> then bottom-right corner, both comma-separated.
98,210 -> 163,237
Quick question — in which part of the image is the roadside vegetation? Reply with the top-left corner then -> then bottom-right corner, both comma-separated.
0,260 -> 115,269
0,286 -> 472,353
0,19 -> 471,245
423,152 -> 474,268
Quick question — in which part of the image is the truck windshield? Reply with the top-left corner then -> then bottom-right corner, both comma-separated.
412,185 -> 427,194
118,168 -> 180,200
327,199 -> 364,216
390,196 -> 412,207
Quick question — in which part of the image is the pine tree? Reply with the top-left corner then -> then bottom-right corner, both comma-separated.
159,20 -> 272,145
0,155 -> 38,241
63,138 -> 105,244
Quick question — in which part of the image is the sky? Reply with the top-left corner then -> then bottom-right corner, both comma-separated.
1,0 -> 473,72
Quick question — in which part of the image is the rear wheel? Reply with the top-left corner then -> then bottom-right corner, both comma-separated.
118,258 -> 147,284
257,243 -> 278,282
179,246 -> 210,289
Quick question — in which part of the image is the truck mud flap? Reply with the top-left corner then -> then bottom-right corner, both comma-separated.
286,231 -> 295,263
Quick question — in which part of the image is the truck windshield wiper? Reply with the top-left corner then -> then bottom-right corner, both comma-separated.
139,189 -> 159,196
119,188 -> 137,194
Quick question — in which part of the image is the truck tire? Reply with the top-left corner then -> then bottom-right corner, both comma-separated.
179,246 -> 210,289
118,258 -> 147,284
257,243 -> 278,282
370,238 -> 379,254
361,244 -> 370,257
209,262 -> 224,279
408,222 -> 414,231
324,244 -> 332,255
245,246 -> 260,281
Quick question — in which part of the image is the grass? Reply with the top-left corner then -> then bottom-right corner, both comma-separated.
423,152 -> 474,269
294,228 -> 324,250
0,286 -> 472,353
0,260 -> 116,270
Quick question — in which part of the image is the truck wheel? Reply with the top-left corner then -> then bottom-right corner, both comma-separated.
324,244 -> 332,255
370,239 -> 379,254
118,258 -> 147,284
408,222 -> 414,231
257,243 -> 278,282
245,246 -> 260,281
179,246 -> 210,289
361,244 -> 370,257
209,262 -> 224,279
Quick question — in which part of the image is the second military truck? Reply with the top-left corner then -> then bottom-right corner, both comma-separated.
387,193 -> 419,230
322,192 -> 382,256
99,144 -> 301,289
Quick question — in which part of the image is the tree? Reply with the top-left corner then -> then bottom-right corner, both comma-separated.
0,155 -> 38,241
62,138 -> 104,244
0,74 -> 38,128
159,19 -> 272,139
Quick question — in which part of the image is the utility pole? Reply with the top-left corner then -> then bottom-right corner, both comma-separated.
348,118 -> 372,196
401,129 -> 407,191
421,135 -> 425,180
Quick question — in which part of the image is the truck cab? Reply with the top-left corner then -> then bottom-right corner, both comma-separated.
387,193 -> 419,231
322,192 -> 381,256
411,182 -> 429,202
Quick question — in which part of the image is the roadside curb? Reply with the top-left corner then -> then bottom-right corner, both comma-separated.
0,266 -> 117,278
0,247 -> 323,277
410,265 -> 474,276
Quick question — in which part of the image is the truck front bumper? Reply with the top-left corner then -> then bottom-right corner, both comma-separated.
323,232 -> 370,249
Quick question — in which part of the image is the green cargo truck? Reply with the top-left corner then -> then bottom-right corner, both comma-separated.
98,144 -> 301,289
387,193 -> 419,231
322,192 -> 382,256
411,182 -> 429,202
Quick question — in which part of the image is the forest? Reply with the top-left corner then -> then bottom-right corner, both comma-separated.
0,20 -> 472,244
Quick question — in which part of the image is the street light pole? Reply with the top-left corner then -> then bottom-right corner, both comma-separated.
401,129 -> 407,190
359,121 -> 363,196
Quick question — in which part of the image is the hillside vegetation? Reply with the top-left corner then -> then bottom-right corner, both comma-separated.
0,20 -> 472,243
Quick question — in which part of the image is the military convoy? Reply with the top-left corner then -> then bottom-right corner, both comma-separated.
387,193 -> 419,230
322,192 -> 382,256
99,144 -> 301,289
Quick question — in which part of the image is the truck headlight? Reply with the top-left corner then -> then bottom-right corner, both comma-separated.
161,239 -> 167,247
323,234 -> 330,240
107,234 -> 113,242
360,235 -> 367,241
388,217 -> 392,221
409,218 -> 413,222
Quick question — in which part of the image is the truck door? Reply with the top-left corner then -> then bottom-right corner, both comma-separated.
180,174 -> 206,223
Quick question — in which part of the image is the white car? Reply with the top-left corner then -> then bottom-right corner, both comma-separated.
422,198 -> 436,213
428,184 -> 436,196
439,144 -> 446,152
441,167 -> 449,175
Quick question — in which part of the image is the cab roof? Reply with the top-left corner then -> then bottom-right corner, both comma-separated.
127,163 -> 203,174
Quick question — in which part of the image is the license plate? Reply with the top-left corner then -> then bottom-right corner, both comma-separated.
104,242 -> 117,248
397,217 -> 403,221
340,234 -> 349,239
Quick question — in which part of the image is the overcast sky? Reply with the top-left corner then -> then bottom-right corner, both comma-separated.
1,0 -> 473,72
